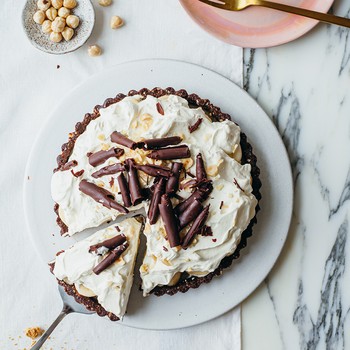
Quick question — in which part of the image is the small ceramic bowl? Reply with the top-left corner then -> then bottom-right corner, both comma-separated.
22,0 -> 95,54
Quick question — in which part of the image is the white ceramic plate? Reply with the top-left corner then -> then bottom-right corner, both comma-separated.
23,59 -> 293,330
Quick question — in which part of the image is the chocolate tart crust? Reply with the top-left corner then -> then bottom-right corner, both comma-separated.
53,87 -> 262,299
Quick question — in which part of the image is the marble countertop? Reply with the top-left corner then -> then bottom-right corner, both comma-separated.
242,0 -> 350,348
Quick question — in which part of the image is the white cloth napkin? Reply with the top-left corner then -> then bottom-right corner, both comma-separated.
0,1 -> 242,349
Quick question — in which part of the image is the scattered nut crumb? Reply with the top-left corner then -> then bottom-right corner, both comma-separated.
88,44 -> 102,57
110,15 -> 124,29
98,0 -> 112,6
25,327 -> 44,340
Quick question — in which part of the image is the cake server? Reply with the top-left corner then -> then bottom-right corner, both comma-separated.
31,285 -> 94,350
198,0 -> 350,29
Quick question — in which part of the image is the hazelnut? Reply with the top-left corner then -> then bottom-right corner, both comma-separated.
46,7 -> 57,21
37,0 -> 51,11
110,15 -> 124,29
51,17 -> 66,32
62,26 -> 74,41
98,0 -> 112,6
58,7 -> 70,18
63,0 -> 77,9
51,0 -> 63,9
88,45 -> 102,57
50,31 -> 63,42
33,10 -> 46,24
66,14 -> 79,28
41,19 -> 52,33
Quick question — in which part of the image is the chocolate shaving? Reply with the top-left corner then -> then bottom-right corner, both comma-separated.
199,225 -> 213,236
117,173 -> 132,207
71,169 -> 84,178
148,145 -> 191,160
156,102 -> 165,115
135,164 -> 172,178
158,194 -> 180,248
148,177 -> 165,224
61,160 -> 78,171
89,234 -> 126,254
188,118 -> 203,133
163,246 -> 168,252
111,131 -> 137,149
93,242 -> 129,275
115,226 -> 120,232
142,136 -> 182,150
79,180 -> 128,213
182,205 -> 210,249
88,148 -> 124,167
196,153 -> 207,181
166,162 -> 183,194
233,178 -> 245,192
178,199 -> 203,229
186,171 -> 195,178
125,159 -> 143,205
92,163 -> 125,178
109,177 -> 115,187
220,201 -> 224,209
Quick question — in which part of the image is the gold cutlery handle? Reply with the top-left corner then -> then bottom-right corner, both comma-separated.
257,0 -> 350,28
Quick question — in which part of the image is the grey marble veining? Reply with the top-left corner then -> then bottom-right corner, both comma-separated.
242,1 -> 350,348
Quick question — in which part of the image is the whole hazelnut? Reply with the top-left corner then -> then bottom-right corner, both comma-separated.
51,16 -> 66,32
88,45 -> 102,57
98,0 -> 112,6
33,10 -> 46,24
62,26 -> 74,41
50,31 -> 63,42
51,0 -> 63,9
37,0 -> 51,11
63,0 -> 77,9
58,7 -> 70,18
110,16 -> 124,29
41,19 -> 52,33
66,15 -> 79,29
46,7 -> 57,21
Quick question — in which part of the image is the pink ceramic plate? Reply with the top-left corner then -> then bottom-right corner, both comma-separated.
180,0 -> 334,48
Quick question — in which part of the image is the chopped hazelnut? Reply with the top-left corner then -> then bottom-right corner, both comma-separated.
98,0 -> 112,6
66,14 -> 79,28
110,15 -> 124,29
37,0 -> 51,11
62,26 -> 74,41
33,10 -> 46,24
63,0 -> 77,9
51,16 -> 66,32
51,0 -> 63,9
88,45 -> 102,57
45,7 -> 57,21
41,19 -> 52,33
50,31 -> 63,42
58,6 -> 70,18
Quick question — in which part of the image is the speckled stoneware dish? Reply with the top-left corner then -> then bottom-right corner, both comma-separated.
22,0 -> 95,54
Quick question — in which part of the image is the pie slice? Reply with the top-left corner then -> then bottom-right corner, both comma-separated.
50,217 -> 142,321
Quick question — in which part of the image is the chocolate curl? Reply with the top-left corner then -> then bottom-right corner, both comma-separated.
117,173 -> 132,207
89,234 -> 126,254
178,199 -> 203,229
196,153 -> 207,182
148,178 -> 165,224
111,131 -> 137,149
79,180 -> 128,214
88,148 -> 124,167
175,182 -> 213,214
156,102 -> 165,115
147,145 -> 191,160
166,162 -> 183,194
61,160 -> 78,171
142,136 -> 182,150
125,159 -> 143,205
91,163 -> 125,178
135,164 -> 172,178
182,205 -> 210,249
158,194 -> 180,248
188,118 -> 203,133
93,242 -> 129,275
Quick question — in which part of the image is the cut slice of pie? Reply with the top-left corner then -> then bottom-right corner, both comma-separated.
50,217 -> 142,321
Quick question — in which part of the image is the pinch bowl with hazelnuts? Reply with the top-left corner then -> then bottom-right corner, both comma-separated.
22,0 -> 95,54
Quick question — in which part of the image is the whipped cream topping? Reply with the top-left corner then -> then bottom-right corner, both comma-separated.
51,94 -> 258,294
52,217 -> 141,318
